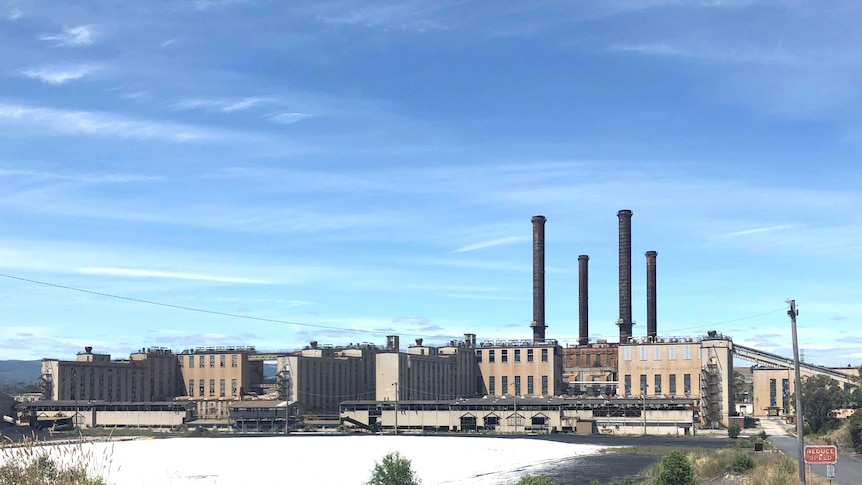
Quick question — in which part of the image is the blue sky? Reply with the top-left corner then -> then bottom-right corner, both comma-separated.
1,0 -> 861,366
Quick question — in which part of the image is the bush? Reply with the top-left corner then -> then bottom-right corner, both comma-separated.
731,452 -> 755,473
367,451 -> 421,485
655,450 -> 696,485
849,408 -> 862,453
517,475 -> 552,485
758,430 -> 768,441
728,422 -> 741,439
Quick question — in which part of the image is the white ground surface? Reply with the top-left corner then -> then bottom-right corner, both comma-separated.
61,435 -> 607,484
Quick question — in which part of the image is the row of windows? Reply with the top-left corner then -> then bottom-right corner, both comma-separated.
569,353 -> 608,367
623,373 -> 692,395
488,375 -> 549,396
476,349 -> 549,363
179,354 -> 239,368
187,378 -> 238,398
622,345 -> 694,362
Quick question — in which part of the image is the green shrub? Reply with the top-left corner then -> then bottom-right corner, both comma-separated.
516,475 -> 552,485
728,422 -> 741,439
758,430 -> 768,441
367,451 -> 421,485
731,452 -> 755,473
655,450 -> 696,485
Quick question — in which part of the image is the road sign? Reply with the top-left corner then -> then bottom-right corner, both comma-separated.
826,464 -> 836,480
804,445 -> 838,464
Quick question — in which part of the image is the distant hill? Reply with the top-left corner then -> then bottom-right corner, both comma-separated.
0,360 -> 42,387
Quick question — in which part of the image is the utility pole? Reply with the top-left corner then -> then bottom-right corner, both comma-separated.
393,382 -> 399,435
788,299 -> 805,485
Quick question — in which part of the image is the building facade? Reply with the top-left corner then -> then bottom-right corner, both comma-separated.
475,339 -> 564,398
177,346 -> 263,419
41,347 -> 180,403
750,366 -> 857,417
617,333 -> 734,427
376,335 -> 479,402
563,340 -> 618,396
277,341 -> 380,418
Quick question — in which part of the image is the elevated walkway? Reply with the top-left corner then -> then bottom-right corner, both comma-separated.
734,344 -> 857,386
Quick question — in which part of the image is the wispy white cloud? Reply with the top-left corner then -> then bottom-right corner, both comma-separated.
7,7 -> 21,20
608,42 -> 796,65
718,225 -> 793,238
21,64 -> 99,85
454,236 -> 526,253
268,112 -> 309,124
0,102 -> 213,142
171,97 -> 271,113
77,267 -> 272,284
40,25 -> 95,46
161,39 -> 175,48
194,0 -> 250,11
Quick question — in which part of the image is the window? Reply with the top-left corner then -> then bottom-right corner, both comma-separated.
199,355 -> 205,368
769,379 -> 777,407
585,354 -> 591,367
199,379 -> 205,396
502,349 -> 508,363
489,376 -> 496,396
684,374 -> 691,394
595,353 -> 602,366
782,379 -> 790,414
669,346 -> 677,360
541,349 -> 548,362
541,375 -> 548,395
489,350 -> 496,363
624,346 -> 632,361
179,356 -> 184,368
527,349 -> 534,362
640,374 -> 647,395
476,350 -> 482,362
502,376 -> 509,395
188,380 -> 194,397
683,345 -> 692,360
654,375 -> 662,395
515,349 -> 521,362
210,355 -> 215,368
231,355 -> 238,368
575,353 -> 581,366
515,376 -> 521,395
669,374 -> 677,394
654,346 -> 661,361
188,356 -> 194,368
231,378 -> 237,396
527,376 -> 534,395
639,346 -> 647,361
220,355 -> 226,368
220,379 -> 226,397
209,379 -> 216,397
624,375 -> 632,395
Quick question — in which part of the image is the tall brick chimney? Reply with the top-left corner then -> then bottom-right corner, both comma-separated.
616,210 -> 634,342
578,254 -> 589,346
531,215 -> 547,343
646,250 -> 658,341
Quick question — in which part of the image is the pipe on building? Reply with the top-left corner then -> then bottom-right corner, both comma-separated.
531,215 -> 547,343
617,210 -> 634,342
646,250 -> 658,341
578,255 -> 589,346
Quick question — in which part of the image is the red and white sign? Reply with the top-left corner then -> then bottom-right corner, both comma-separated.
804,445 -> 837,464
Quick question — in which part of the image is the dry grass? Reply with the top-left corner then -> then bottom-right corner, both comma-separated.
0,434 -> 113,485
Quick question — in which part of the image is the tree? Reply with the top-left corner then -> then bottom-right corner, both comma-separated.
517,475 -> 552,485
654,450 -> 695,485
796,374 -> 848,434
367,451 -> 421,485
848,408 -> 862,453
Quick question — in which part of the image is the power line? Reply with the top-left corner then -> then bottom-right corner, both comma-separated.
0,272 -> 462,340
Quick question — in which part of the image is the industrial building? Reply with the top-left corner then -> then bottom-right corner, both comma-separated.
176,346 -> 264,420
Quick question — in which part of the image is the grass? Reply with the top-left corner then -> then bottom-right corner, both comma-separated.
0,435 -> 112,485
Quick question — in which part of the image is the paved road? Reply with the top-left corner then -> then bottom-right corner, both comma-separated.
761,418 -> 862,485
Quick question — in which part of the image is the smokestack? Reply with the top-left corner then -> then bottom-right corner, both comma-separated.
616,210 -> 634,342
646,250 -> 658,340
578,255 -> 589,346
531,215 -> 547,343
